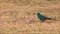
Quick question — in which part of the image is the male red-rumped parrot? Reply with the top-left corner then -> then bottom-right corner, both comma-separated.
37,12 -> 54,22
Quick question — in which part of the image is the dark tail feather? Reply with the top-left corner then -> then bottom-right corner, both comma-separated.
46,18 -> 53,20
46,17 -> 57,21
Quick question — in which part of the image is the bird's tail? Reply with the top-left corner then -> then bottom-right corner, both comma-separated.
47,18 -> 53,20
46,18 -> 57,21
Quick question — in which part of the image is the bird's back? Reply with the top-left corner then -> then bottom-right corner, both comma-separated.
37,13 -> 46,20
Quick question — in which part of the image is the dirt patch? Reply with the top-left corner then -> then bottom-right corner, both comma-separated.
0,3 -> 60,34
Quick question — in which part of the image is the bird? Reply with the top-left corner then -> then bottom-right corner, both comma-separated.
37,12 -> 53,22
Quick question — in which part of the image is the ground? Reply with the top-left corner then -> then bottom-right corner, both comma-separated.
0,0 -> 60,34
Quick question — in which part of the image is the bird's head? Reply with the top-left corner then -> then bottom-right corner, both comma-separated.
37,12 -> 41,15
37,12 -> 44,17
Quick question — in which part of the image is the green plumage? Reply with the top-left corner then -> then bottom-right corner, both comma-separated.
37,13 -> 52,22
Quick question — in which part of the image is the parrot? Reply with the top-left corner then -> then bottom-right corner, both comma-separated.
37,12 -> 53,22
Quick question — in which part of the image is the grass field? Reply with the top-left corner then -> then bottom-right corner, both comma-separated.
0,0 -> 60,34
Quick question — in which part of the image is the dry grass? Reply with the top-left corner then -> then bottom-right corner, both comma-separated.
0,0 -> 60,34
